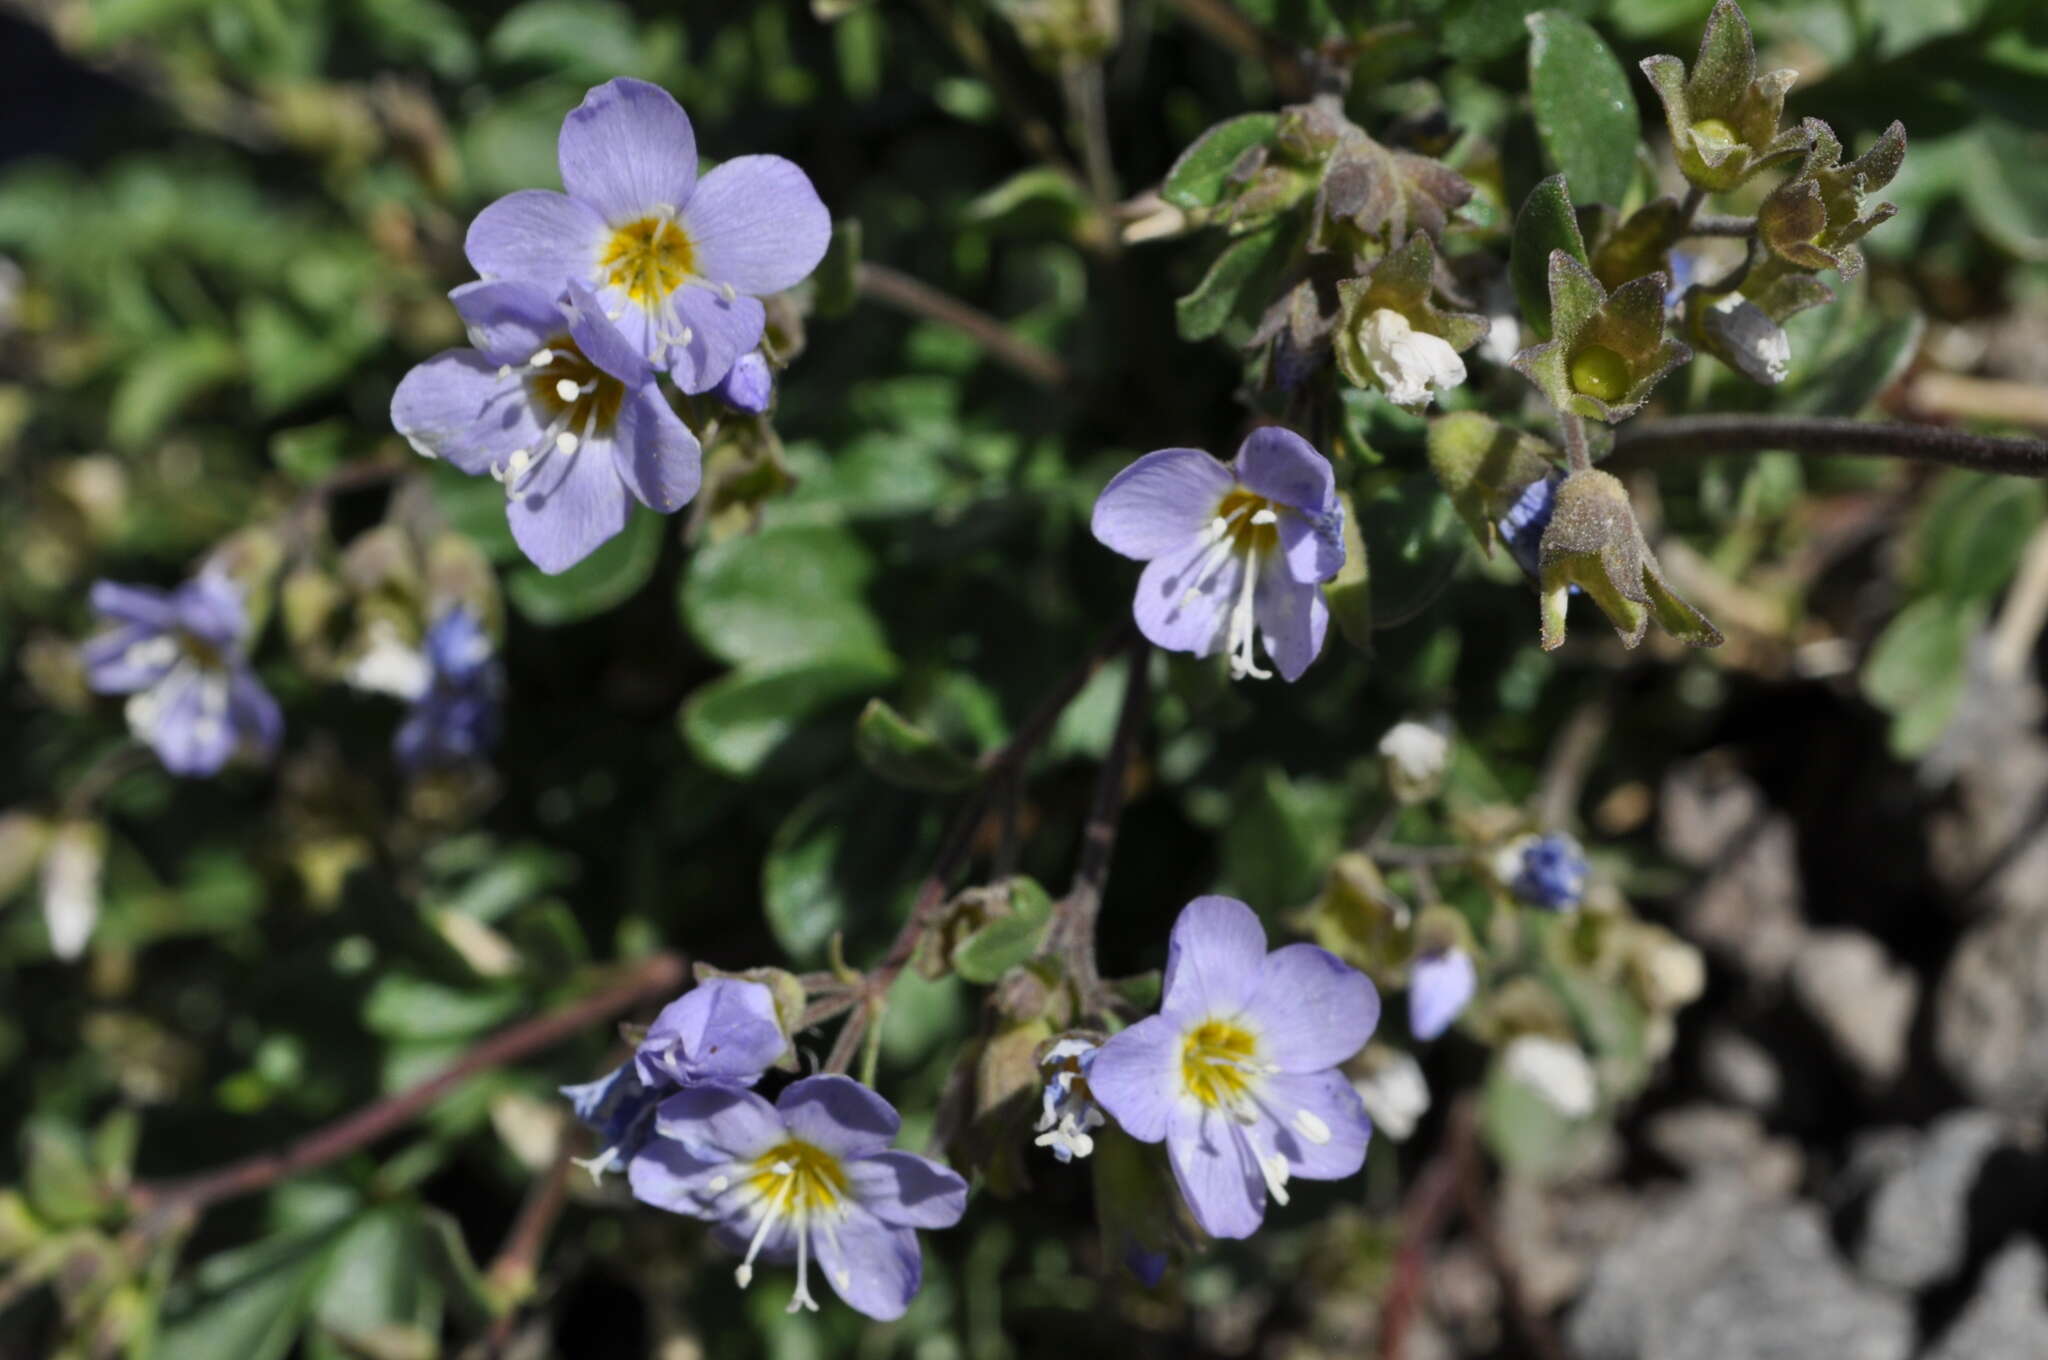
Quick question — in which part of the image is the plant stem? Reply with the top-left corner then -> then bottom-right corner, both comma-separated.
857,262 -> 1071,389
475,1140 -> 576,1355
1611,414 -> 2048,478
1687,212 -> 1757,237
1048,643 -> 1151,1024
127,952 -> 689,1231
1559,409 -> 1593,474
1063,60 -> 1122,256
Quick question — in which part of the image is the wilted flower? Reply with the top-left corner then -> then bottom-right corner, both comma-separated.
562,977 -> 785,1180
39,819 -> 104,961
394,607 -> 502,772
1091,427 -> 1345,682
81,576 -> 280,777
1533,469 -> 1721,652
1333,233 -> 1485,408
1494,832 -> 1589,910
392,279 -> 700,573
1501,1034 -> 1598,1118
631,1075 -> 967,1320
1356,309 -> 1466,407
465,78 -> 830,393
1378,720 -> 1448,803
1408,948 -> 1476,1041
714,350 -> 774,414
1089,896 -> 1378,1239
1033,1036 -> 1105,1164
1499,471 -> 1562,581
1693,293 -> 1790,385
1351,1045 -> 1429,1142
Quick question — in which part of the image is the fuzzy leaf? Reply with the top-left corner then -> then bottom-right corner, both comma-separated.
1512,176 -> 1590,340
1527,11 -> 1640,208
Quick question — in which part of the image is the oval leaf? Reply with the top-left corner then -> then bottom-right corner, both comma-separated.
1527,12 -> 1640,210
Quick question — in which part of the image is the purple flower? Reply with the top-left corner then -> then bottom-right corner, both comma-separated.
1088,896 -> 1379,1240
80,576 -> 280,777
1033,1036 -> 1106,1164
1499,472 -> 1561,582
715,350 -> 774,413
392,278 -> 700,573
464,78 -> 830,394
1407,948 -> 1475,1041
394,607 -> 502,772
563,977 -> 785,1180
630,1075 -> 967,1320
1091,428 -> 1345,683
1495,832 -> 1590,910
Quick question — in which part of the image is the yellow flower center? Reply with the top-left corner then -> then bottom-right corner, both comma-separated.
747,1139 -> 848,1214
599,215 -> 697,305
1212,488 -> 1282,557
1569,344 -> 1631,404
1181,1018 -> 1260,1109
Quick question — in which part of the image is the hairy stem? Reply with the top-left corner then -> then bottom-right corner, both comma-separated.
1559,408 -> 1593,474
857,262 -> 1071,389
1687,212 -> 1757,237
1612,414 -> 2048,478
127,952 -> 689,1230
475,1141 -> 576,1354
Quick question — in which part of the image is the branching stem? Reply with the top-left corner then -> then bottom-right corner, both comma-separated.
1612,414 -> 2048,478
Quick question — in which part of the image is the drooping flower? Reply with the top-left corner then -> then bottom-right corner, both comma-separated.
1088,896 -> 1379,1239
464,78 -> 830,394
80,576 -> 280,777
1407,948 -> 1476,1041
1378,720 -> 1449,803
1351,1045 -> 1430,1142
562,977 -> 785,1180
1494,832 -> 1590,910
1033,1036 -> 1106,1164
715,350 -> 774,414
630,1075 -> 968,1320
1498,471 -> 1561,582
1091,427 -> 1345,682
1501,1034 -> 1598,1118
392,279 -> 700,573
1356,309 -> 1467,408
394,607 -> 503,772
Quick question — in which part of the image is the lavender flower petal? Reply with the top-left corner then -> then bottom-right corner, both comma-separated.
88,581 -> 175,630
652,1083 -> 786,1160
634,977 -> 784,1089
1233,426 -> 1336,516
1083,1014 -> 1181,1143
464,189 -> 607,289
506,425 -> 636,575
610,384 -> 702,514
1251,570 -> 1328,684
1257,1069 -> 1371,1180
1166,1103 -> 1265,1240
390,352 -> 536,476
557,78 -> 698,226
1091,446 -> 1234,561
844,1150 -> 969,1229
1132,536 -> 1237,657
814,1205 -> 922,1321
714,351 -> 774,413
1408,948 -> 1476,1041
681,154 -> 833,295
1242,943 -> 1382,1072
1161,895 -> 1267,1021
666,290 -> 767,395
777,1074 -> 900,1159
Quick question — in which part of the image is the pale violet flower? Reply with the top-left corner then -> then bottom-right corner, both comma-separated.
1089,896 -> 1379,1239
1358,308 -> 1467,408
464,78 -> 830,393
1033,1036 -> 1106,1163
1493,832 -> 1590,910
562,977 -> 784,1181
394,608 -> 502,772
80,575 -> 280,778
1502,1034 -> 1598,1118
1352,1045 -> 1430,1142
1091,427 -> 1345,683
1378,720 -> 1449,802
1408,948 -> 1476,1041
38,820 -> 104,961
1499,472 -> 1562,582
715,350 -> 774,413
1702,294 -> 1791,385
392,279 -> 700,573
630,1075 -> 967,1320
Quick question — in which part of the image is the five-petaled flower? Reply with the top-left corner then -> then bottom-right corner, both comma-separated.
81,575 -> 280,777
562,977 -> 785,1181
1091,428 -> 1345,682
394,607 -> 503,772
630,1074 -> 968,1320
1089,896 -> 1379,1239
465,78 -> 830,394
392,279 -> 700,573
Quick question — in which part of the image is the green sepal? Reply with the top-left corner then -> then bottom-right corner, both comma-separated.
1425,412 -> 1562,557
1511,175 -> 1590,341
1640,0 -> 1808,192
1331,232 -> 1489,390
1513,252 -> 1692,424
1536,470 -> 1722,651
1591,197 -> 1685,292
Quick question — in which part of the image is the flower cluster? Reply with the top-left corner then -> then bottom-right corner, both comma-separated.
562,976 -> 968,1320
396,79 -> 829,573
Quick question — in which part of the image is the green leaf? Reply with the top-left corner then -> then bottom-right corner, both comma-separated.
1480,1056 -> 1585,1179
952,877 -> 1054,984
157,1230 -> 340,1360
108,330 -> 238,450
1511,175 -> 1590,340
1175,224 -> 1286,342
486,0 -> 679,82
762,777 -> 938,963
965,167 -> 1093,240
680,523 -> 889,668
361,975 -> 522,1043
1526,12 -> 1640,208
1862,595 -> 1980,732
681,653 -> 900,781
24,1118 -> 101,1227
1445,0 -> 1598,62
1162,113 -> 1282,210
1779,304 -> 1924,417
1361,473 -> 1473,629
313,1208 -> 433,1344
855,699 -> 978,792
1918,472 -> 2045,601
1221,767 -> 1348,912
506,508 -> 664,626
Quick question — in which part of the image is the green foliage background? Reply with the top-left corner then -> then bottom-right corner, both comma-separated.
1,0 -> 2045,1354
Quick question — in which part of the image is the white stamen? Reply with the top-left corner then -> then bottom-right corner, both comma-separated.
1250,508 -> 1278,526
734,1263 -> 754,1288
1293,1109 -> 1332,1145
497,365 -> 514,381
509,449 -> 531,474
1259,1151 -> 1291,1206
529,347 -> 555,368
708,1175 -> 729,1193
607,308 -> 625,321
720,281 -> 737,302
555,431 -> 580,455
1227,542 -> 1272,681
677,325 -> 694,347
555,377 -> 580,402
572,1148 -> 620,1184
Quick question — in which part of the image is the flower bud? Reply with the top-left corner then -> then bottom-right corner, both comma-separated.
1693,292 -> 1790,385
1378,720 -> 1449,803
1334,232 -> 1486,406
1641,0 -> 1809,192
39,819 -> 105,961
1502,1034 -> 1598,1118
1513,252 -> 1692,424
714,350 -> 774,414
1351,1044 -> 1430,1141
1534,469 -> 1721,651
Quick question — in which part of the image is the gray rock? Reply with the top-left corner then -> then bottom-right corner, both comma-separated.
1666,782 -> 1806,981
1567,1173 -> 1776,1360
1700,1027 -> 1783,1112
1791,929 -> 1920,1086
1852,1110 -> 2007,1290
1937,907 -> 2048,1113
1924,1239 -> 2048,1360
1654,1206 -> 1913,1360
1645,1105 -> 1802,1193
